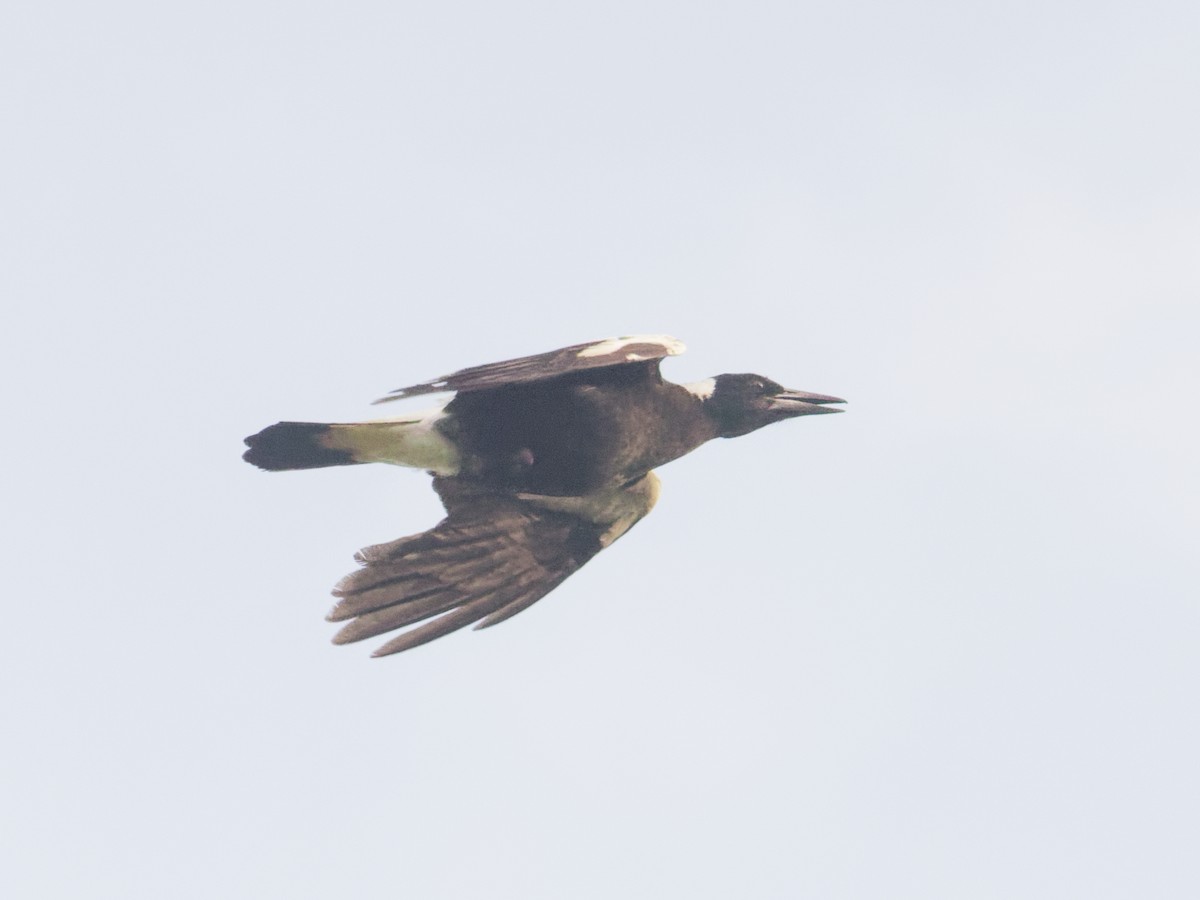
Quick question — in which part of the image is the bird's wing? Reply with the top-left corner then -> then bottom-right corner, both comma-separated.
373,334 -> 686,403
327,472 -> 662,656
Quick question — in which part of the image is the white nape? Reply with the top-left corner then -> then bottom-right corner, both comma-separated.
682,377 -> 716,400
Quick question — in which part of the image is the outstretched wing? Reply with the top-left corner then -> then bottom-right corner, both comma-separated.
327,473 -> 662,656
373,334 -> 686,403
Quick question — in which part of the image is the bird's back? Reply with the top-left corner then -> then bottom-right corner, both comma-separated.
446,365 -> 714,496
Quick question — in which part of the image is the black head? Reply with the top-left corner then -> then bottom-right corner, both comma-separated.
701,373 -> 846,438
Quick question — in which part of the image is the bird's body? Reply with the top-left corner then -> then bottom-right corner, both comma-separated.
445,366 -> 719,494
243,335 -> 844,656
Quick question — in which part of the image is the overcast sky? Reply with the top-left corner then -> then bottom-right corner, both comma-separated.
3,1 -> 1198,898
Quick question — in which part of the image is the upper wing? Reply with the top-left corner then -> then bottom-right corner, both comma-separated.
326,473 -> 661,656
373,334 -> 686,403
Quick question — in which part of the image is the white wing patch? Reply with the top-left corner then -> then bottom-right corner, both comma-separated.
682,377 -> 716,400
577,334 -> 686,359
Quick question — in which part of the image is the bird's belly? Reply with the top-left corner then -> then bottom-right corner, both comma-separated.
448,381 -> 695,496
448,403 -> 627,495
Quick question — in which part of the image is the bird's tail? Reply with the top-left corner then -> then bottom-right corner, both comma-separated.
243,412 -> 461,473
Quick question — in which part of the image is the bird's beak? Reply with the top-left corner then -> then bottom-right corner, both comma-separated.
769,390 -> 847,416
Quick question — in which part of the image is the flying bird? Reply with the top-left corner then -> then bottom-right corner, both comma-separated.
243,335 -> 845,656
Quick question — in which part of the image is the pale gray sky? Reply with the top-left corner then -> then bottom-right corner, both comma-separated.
3,1 -> 1198,898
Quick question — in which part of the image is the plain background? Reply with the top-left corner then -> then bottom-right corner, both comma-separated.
3,1 -> 1197,897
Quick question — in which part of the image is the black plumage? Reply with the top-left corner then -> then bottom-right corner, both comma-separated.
243,335 -> 844,656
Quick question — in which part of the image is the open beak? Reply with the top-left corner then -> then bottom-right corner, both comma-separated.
769,390 -> 847,416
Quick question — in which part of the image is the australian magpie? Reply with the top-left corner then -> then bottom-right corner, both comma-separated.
243,335 -> 845,656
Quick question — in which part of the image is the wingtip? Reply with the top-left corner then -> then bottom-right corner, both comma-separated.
372,379 -> 452,405
369,637 -> 411,658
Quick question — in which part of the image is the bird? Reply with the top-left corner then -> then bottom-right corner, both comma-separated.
243,335 -> 845,657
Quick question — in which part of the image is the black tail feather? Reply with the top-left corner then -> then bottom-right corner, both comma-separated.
243,422 -> 362,471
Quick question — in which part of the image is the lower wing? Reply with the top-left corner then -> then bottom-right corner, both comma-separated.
326,473 -> 661,656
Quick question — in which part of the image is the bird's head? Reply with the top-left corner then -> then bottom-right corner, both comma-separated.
697,373 -> 846,438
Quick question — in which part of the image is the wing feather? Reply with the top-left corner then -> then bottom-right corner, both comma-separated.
373,335 -> 685,403
326,474 -> 660,656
